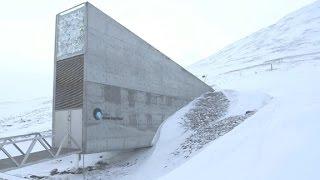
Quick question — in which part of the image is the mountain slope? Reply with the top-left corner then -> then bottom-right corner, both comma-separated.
162,1 -> 320,180
189,0 -> 320,80
163,63 -> 320,180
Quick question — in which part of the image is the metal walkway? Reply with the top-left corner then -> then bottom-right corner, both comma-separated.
0,132 -> 81,172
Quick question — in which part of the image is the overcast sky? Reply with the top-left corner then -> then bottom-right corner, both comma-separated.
0,0 -> 316,100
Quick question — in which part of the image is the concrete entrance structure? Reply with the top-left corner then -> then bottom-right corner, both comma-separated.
53,2 -> 212,154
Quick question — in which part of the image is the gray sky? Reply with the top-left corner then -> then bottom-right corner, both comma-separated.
0,0 -> 316,100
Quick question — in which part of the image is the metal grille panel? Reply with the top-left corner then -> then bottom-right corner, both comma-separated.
55,55 -> 84,110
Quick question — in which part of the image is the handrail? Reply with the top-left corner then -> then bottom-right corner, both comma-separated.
0,132 -> 40,141
0,135 -> 52,145
0,132 -> 81,170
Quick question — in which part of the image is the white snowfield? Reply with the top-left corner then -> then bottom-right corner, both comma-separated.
0,172 -> 24,180
0,98 -> 51,138
163,63 -> 320,180
1,0 -> 320,179
189,0 -> 320,79
162,1 -> 320,179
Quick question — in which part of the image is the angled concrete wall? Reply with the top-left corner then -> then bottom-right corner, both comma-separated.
53,2 -> 212,154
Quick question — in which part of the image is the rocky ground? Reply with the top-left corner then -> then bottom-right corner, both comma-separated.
175,90 -> 255,157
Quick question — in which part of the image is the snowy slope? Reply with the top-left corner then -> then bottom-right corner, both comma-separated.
189,0 -> 320,80
163,63 -> 320,180
162,1 -> 320,180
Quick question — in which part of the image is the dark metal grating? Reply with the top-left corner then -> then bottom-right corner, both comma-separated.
55,55 -> 84,110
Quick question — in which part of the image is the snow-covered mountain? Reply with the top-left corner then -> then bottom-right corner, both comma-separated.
2,1 -> 320,179
189,0 -> 320,81
162,1 -> 320,180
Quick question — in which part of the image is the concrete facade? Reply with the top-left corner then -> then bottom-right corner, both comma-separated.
53,2 -> 212,154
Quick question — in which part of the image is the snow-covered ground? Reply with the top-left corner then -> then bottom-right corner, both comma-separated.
161,1 -> 320,179
163,62 -> 320,180
189,0 -> 320,79
1,0 -> 320,179
0,97 -> 51,138
2,89 -> 267,179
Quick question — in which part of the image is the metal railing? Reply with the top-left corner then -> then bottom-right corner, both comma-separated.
0,132 -> 80,168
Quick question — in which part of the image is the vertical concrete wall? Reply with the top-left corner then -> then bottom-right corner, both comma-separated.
82,3 -> 212,153
53,2 -> 212,154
